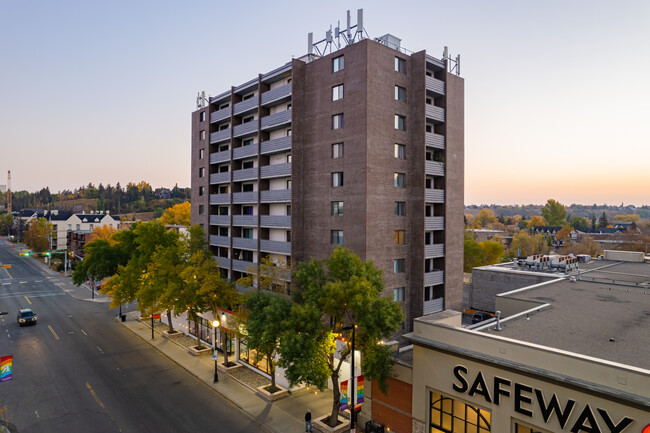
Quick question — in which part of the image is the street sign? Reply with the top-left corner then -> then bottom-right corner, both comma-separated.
152,313 -> 161,322
1,265 -> 10,269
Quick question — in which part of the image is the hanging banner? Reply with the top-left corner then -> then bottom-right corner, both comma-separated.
340,379 -> 349,411
357,375 -> 364,404
1,356 -> 13,382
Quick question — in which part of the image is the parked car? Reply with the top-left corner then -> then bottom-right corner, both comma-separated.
471,312 -> 492,324
17,308 -> 37,326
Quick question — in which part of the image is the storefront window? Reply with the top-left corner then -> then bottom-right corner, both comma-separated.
189,317 -> 212,345
430,391 -> 490,433
239,338 -> 270,375
514,423 -> 545,433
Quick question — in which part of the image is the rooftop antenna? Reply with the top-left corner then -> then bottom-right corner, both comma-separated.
196,91 -> 207,109
309,9 -> 366,57
6,171 -> 11,213
443,47 -> 461,76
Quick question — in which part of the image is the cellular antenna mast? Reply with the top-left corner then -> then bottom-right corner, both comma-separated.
308,9 -> 367,58
6,170 -> 11,213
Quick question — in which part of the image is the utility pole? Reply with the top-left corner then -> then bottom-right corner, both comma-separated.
6,171 -> 11,213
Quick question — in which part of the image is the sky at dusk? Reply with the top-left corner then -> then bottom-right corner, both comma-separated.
1,0 -> 649,206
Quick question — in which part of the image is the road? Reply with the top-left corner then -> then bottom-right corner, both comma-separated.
0,239 -> 265,432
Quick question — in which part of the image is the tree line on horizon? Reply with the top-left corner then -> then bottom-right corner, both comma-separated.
0,181 -> 191,216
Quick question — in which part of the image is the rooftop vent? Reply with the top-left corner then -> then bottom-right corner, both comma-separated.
376,34 -> 401,51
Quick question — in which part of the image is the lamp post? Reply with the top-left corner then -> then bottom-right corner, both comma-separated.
212,319 -> 220,383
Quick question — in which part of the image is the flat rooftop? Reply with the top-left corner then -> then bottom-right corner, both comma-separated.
483,260 -> 650,370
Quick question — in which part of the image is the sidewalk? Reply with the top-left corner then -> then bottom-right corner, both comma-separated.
119,311 -> 334,433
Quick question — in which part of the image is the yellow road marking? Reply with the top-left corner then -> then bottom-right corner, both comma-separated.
3,268 -> 11,278
24,295 -> 31,305
48,325 -> 59,340
86,382 -> 105,409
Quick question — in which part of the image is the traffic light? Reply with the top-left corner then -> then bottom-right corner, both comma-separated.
19,252 -> 30,257
43,252 -> 50,257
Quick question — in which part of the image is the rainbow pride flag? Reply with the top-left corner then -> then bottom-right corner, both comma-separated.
1,356 -> 13,382
340,379 -> 348,411
357,375 -> 364,403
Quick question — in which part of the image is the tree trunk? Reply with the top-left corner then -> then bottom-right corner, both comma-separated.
269,351 -> 277,392
222,330 -> 229,365
166,309 -> 174,333
329,371 -> 340,427
194,314 -> 202,350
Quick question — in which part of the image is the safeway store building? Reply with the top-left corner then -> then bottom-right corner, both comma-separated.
400,260 -> 650,433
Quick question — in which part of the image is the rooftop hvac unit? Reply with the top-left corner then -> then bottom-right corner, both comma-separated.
376,34 -> 401,51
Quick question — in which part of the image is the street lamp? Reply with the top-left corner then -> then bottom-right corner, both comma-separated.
212,319 -> 220,383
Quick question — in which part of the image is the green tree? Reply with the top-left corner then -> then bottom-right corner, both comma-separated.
24,217 -> 51,252
72,238 -> 128,287
0,213 -> 13,235
591,213 -> 597,229
280,247 -> 403,428
473,209 -> 496,229
243,291 -> 291,392
598,212 -> 609,228
507,230 -> 547,257
238,255 -> 290,294
464,237 -> 486,272
569,215 -> 589,230
541,199 -> 567,226
526,215 -> 546,229
479,240 -> 504,265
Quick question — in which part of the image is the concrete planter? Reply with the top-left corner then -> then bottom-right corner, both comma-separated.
218,361 -> 242,372
187,345 -> 212,357
255,384 -> 289,402
162,330 -> 182,339
313,414 -> 348,433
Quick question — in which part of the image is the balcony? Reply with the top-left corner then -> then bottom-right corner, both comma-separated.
260,189 -> 291,203
260,215 -> 291,228
424,298 -> 444,315
260,162 -> 291,179
210,172 -> 231,185
233,121 -> 257,138
210,215 -> 230,226
425,132 -> 445,150
210,149 -> 231,164
425,243 -> 445,258
425,105 -> 445,123
261,83 -> 292,106
232,167 -> 257,182
261,136 -> 291,155
233,143 -> 259,160
425,189 -> 445,203
233,97 -> 258,116
214,256 -> 230,269
210,128 -> 231,144
260,239 -> 291,255
232,191 -> 258,204
426,161 -> 444,177
261,109 -> 292,130
209,235 -> 230,247
210,194 -> 230,205
232,215 -> 258,226
425,216 -> 445,231
232,237 -> 257,250
426,76 -> 445,95
425,270 -> 444,286
210,106 -> 231,123
233,259 -> 255,273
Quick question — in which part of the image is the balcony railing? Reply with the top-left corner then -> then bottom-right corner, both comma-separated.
261,136 -> 291,155
261,109 -> 292,130
210,194 -> 230,205
233,259 -> 255,273
260,215 -> 291,228
425,105 -> 445,123
426,161 -> 445,177
210,172 -> 231,185
210,106 -> 231,123
425,216 -> 445,231
209,235 -> 230,247
425,189 -> 445,203
260,163 -> 291,179
233,143 -> 259,160
232,215 -> 258,226
233,97 -> 258,116
210,149 -> 231,164
424,270 -> 444,286
232,167 -> 257,182
260,239 -> 291,255
210,128 -> 231,144
261,83 -> 292,106
425,132 -> 445,150
424,298 -> 444,315
426,76 -> 445,95
233,121 -> 257,138
232,237 -> 257,250
425,243 -> 445,258
210,215 -> 230,226
260,189 -> 291,203
232,191 -> 258,204
214,256 -> 230,269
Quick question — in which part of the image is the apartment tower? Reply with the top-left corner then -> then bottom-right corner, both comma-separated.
191,29 -> 464,332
